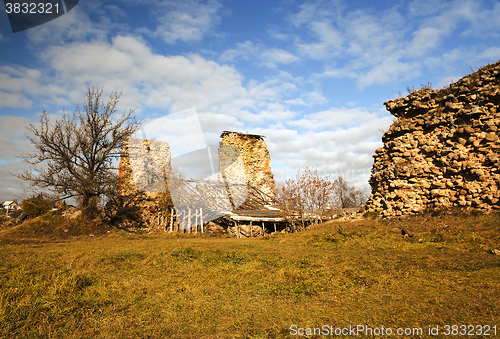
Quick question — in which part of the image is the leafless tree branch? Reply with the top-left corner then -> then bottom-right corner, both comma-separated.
17,86 -> 142,209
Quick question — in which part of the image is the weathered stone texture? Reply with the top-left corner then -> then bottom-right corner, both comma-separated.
118,139 -> 171,228
118,132 -> 278,228
218,131 -> 277,207
366,61 -> 500,217
122,138 -> 171,194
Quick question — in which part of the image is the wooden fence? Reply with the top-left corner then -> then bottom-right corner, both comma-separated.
153,208 -> 205,233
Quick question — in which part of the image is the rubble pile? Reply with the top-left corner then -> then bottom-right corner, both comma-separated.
366,61 -> 500,217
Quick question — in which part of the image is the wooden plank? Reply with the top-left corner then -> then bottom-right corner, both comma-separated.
170,208 -> 174,232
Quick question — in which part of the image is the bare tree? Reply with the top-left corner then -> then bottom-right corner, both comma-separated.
276,168 -> 339,231
335,176 -> 369,208
276,178 -> 301,231
17,86 -> 141,210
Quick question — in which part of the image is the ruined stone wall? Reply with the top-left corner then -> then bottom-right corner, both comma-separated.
117,132 -> 278,228
118,139 -> 171,228
120,138 -> 171,194
218,131 -> 277,207
366,61 -> 500,217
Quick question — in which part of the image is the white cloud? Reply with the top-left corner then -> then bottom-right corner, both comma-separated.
26,3 -> 112,45
358,58 -> 421,88
313,67 -> 358,79
464,1 -> 500,37
24,0 -> 225,47
407,27 -> 444,57
0,65 -> 68,109
152,0 -> 223,44
242,103 -> 297,123
0,91 -> 32,109
220,41 -> 300,68
296,21 -> 344,59
3,33 -> 311,131
219,41 -> 259,62
36,35 -> 250,116
268,29 -> 291,41
264,105 -> 392,188
288,106 -> 387,132
284,98 -> 307,106
285,0 -> 500,88
424,48 -> 475,87
408,0 -> 448,17
475,47 -> 500,63
246,74 -> 298,104
0,115 -> 35,200
260,48 -> 300,67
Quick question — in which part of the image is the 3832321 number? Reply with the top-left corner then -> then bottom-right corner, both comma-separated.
442,325 -> 497,336
5,2 -> 59,14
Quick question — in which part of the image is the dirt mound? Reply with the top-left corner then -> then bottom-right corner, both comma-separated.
0,207 -> 111,243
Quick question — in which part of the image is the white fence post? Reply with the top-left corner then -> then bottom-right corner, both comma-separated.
201,208 -> 204,233
170,209 -> 174,232
195,209 -> 199,234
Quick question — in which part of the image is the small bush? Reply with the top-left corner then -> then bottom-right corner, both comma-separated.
21,196 -> 52,217
363,211 -> 378,219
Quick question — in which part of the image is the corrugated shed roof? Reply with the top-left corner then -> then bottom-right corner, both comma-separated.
226,209 -> 285,222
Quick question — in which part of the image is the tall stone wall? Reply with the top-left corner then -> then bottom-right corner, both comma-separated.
117,138 -> 171,227
116,131 -> 278,228
366,61 -> 500,217
218,131 -> 277,207
119,138 -> 171,195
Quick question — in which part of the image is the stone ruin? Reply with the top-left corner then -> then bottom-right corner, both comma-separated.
117,138 -> 171,228
117,131 -> 277,230
218,131 -> 277,208
366,60 -> 500,217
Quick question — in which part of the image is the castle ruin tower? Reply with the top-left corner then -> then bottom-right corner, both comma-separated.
218,131 -> 277,208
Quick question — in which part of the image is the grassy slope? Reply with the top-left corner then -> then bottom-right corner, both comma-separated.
0,211 -> 499,338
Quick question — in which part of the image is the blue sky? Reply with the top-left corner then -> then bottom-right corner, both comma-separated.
1,0 -> 500,201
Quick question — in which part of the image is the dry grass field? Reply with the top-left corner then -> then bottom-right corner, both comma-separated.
1,209 -> 499,338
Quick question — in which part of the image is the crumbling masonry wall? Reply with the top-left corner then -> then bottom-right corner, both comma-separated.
218,131 -> 277,208
118,139 -> 171,227
117,132 -> 278,228
366,61 -> 500,217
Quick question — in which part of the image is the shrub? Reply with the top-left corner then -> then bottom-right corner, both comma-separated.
21,196 -> 52,217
